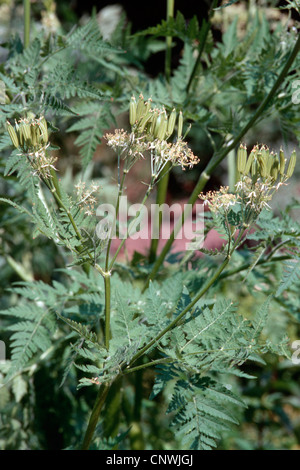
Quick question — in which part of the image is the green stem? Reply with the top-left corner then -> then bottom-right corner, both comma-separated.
105,168 -> 127,271
149,162 -> 171,263
109,180 -> 154,270
131,228 -> 246,367
23,0 -> 30,49
149,0 -> 174,263
143,32 -> 300,291
81,383 -> 110,450
219,254 -> 291,281
131,256 -> 231,368
165,0 -> 175,82
42,175 -> 105,276
186,0 -> 218,93
104,273 -> 111,350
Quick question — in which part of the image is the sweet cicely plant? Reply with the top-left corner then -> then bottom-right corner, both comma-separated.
1,91 -> 297,450
1,0 -> 300,450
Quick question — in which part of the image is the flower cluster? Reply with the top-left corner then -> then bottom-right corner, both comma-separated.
6,114 -> 56,178
75,180 -> 100,216
199,144 -> 297,226
200,186 -> 239,213
105,94 -> 199,178
7,114 -> 49,152
105,129 -> 149,170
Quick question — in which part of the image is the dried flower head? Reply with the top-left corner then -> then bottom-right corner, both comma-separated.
105,95 -> 199,179
200,186 -> 239,214
199,144 -> 297,229
75,180 -> 100,216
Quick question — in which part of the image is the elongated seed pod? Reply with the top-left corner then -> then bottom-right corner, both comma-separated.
260,147 -> 271,174
31,123 -> 38,147
136,94 -> 145,122
237,144 -> 247,174
279,148 -> 286,176
286,150 -> 297,178
177,111 -> 183,139
144,99 -> 152,114
150,110 -> 159,136
20,120 -> 31,143
39,117 -> 48,144
6,121 -> 19,148
167,108 -> 176,137
129,96 -> 137,126
270,155 -> 279,181
257,152 -> 268,178
156,112 -> 168,141
251,158 -> 258,182
244,150 -> 255,175
154,112 -> 163,138
138,112 -> 152,133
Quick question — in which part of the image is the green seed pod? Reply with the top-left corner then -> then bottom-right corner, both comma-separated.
144,99 -> 152,114
244,150 -> 255,175
257,151 -> 268,178
149,110 -> 159,136
136,94 -> 145,122
39,117 -> 48,144
153,111 -> 163,138
6,121 -> 19,148
267,152 -> 274,175
167,108 -> 176,137
129,96 -> 137,126
156,112 -> 168,141
19,120 -> 32,146
138,111 -> 152,133
177,111 -> 183,139
251,158 -> 258,183
279,148 -> 286,176
270,155 -> 279,181
286,150 -> 297,179
30,123 -> 38,147
237,144 -> 247,175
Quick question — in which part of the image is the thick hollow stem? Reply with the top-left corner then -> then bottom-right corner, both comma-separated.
165,0 -> 175,82
23,0 -> 30,48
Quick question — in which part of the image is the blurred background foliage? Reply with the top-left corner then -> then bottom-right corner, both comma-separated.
0,0 -> 300,450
